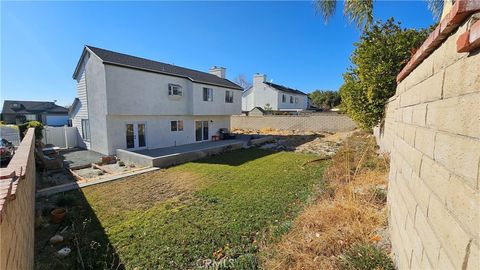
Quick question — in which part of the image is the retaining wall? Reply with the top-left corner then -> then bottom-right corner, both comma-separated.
375,5 -> 480,269
0,129 -> 36,270
231,113 -> 356,132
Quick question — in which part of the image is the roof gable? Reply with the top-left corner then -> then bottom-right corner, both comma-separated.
74,45 -> 243,90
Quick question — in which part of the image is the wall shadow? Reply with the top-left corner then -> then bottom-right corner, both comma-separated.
34,185 -> 123,270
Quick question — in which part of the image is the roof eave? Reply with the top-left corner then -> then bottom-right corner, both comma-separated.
72,47 -> 87,79
102,61 -> 243,90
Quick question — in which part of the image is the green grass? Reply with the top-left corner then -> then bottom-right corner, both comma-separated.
35,148 -> 326,270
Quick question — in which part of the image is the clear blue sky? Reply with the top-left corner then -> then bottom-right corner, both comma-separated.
1,1 -> 435,107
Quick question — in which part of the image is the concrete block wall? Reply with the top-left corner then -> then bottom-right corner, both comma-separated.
375,14 -> 480,269
231,113 -> 356,133
0,129 -> 36,270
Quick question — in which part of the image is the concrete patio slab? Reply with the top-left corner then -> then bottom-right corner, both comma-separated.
61,148 -> 104,168
117,139 -> 249,168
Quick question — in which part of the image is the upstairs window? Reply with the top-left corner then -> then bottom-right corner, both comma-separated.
203,88 -> 213,102
282,94 -> 286,103
290,96 -> 294,103
225,91 -> 234,103
168,84 -> 183,96
170,120 -> 184,131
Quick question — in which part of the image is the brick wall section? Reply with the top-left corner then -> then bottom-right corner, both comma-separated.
0,128 -> 36,270
374,14 -> 480,270
231,113 -> 356,133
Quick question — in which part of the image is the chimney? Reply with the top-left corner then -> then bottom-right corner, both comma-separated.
209,66 -> 226,79
253,73 -> 266,86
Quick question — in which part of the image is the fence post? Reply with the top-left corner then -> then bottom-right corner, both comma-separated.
64,125 -> 69,149
43,129 -> 47,145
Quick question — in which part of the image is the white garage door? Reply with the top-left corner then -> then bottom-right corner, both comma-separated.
46,115 -> 69,126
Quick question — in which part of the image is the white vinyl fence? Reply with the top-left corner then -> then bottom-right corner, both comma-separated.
42,126 -> 80,149
0,125 -> 21,146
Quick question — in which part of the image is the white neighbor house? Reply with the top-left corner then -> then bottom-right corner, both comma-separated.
70,45 -> 243,155
242,74 -> 308,112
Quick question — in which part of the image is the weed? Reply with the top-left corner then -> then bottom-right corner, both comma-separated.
338,243 -> 394,270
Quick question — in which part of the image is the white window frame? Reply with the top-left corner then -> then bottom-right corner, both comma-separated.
168,84 -> 183,97
295,97 -> 299,104
81,119 -> 90,141
225,90 -> 234,103
170,120 -> 184,132
203,87 -> 213,102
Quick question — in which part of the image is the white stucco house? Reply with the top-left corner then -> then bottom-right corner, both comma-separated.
70,45 -> 243,155
242,74 -> 308,112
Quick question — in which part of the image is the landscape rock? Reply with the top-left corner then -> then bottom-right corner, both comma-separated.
49,234 -> 64,245
57,247 -> 71,257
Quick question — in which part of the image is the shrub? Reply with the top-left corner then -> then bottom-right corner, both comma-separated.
338,243 -> 394,270
18,121 -> 44,141
340,18 -> 429,129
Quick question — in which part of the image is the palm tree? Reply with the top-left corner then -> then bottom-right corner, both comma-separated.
314,0 -> 446,29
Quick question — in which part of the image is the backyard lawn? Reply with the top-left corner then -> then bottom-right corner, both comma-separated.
35,148 -> 326,269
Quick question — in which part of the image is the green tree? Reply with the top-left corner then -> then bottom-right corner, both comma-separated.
340,18 -> 429,129
314,0 -> 445,28
308,90 -> 341,110
18,121 -> 44,141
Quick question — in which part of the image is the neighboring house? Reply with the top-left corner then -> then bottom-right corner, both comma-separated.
248,107 -> 266,116
242,74 -> 308,112
1,100 -> 69,126
70,45 -> 243,155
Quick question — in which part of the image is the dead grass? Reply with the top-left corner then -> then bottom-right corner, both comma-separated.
261,131 -> 392,270
83,170 -> 207,221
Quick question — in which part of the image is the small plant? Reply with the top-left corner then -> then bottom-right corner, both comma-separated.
55,194 -> 77,207
118,161 -> 125,167
272,220 -> 293,238
338,243 -> 394,270
233,253 -> 258,270
369,186 -> 387,204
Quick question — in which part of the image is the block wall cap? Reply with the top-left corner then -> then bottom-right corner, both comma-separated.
397,0 -> 480,83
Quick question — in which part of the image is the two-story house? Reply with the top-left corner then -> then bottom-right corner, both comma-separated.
70,46 -> 242,155
242,73 -> 308,112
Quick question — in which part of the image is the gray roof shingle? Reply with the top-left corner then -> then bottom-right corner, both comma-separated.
264,82 -> 307,96
82,46 -> 242,90
1,100 -> 68,114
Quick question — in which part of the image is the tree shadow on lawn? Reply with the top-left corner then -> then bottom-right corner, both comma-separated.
34,188 -> 123,270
